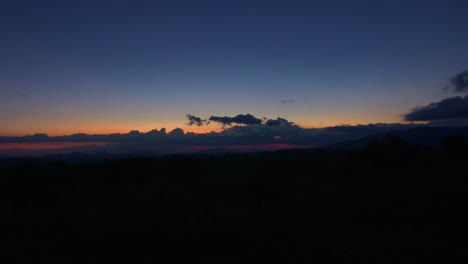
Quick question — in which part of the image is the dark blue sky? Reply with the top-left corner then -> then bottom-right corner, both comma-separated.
1,0 -> 468,135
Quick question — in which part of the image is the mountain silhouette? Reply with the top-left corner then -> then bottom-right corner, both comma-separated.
327,126 -> 468,149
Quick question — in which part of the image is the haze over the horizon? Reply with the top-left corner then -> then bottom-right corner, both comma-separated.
1,0 -> 468,136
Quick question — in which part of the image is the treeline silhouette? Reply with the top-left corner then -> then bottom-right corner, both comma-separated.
1,136 -> 467,263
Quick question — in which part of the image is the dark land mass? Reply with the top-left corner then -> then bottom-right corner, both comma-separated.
1,135 -> 468,263
329,126 -> 468,150
192,148 -> 238,155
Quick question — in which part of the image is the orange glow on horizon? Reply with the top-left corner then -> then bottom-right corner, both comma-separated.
0,116 -> 417,137
0,125 -> 225,137
0,142 -> 112,150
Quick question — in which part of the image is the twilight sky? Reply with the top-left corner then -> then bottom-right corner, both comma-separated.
1,0 -> 468,136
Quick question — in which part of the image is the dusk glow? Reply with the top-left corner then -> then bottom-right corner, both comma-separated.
1,0 -> 468,152
0,142 -> 111,150
3,2 -> 468,261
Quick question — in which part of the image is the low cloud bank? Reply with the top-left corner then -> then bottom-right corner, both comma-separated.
404,69 -> 468,123
404,95 -> 468,121
0,120 -> 420,149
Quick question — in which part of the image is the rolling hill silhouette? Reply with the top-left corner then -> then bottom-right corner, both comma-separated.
1,125 -> 468,262
327,126 -> 468,150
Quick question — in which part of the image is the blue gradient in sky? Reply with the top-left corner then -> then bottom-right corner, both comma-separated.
1,0 -> 468,135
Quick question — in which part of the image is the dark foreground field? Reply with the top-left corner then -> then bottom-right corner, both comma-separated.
1,139 -> 467,263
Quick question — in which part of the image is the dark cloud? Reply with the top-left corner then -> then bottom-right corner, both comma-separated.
146,128 -> 167,136
427,118 -> 468,127
404,70 -> 468,123
186,114 -> 206,126
449,70 -> 468,93
209,113 -> 262,126
0,111 -> 423,156
265,117 -> 292,127
128,130 -> 141,136
190,113 -> 293,127
404,95 -> 468,121
0,122 -> 423,156
280,98 -> 294,104
169,128 -> 185,136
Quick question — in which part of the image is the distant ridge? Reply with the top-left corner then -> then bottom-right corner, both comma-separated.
327,126 -> 468,150
193,149 -> 238,155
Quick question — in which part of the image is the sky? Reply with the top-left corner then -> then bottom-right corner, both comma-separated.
1,0 -> 468,136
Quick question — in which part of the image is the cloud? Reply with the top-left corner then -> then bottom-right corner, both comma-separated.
280,98 -> 294,104
265,117 -> 293,127
0,110 -> 424,156
427,118 -> 468,127
208,113 -> 262,126
146,128 -> 167,136
404,95 -> 468,121
449,70 -> 468,93
186,114 -> 206,126
0,121 -> 425,157
169,127 -> 185,136
191,113 -> 293,127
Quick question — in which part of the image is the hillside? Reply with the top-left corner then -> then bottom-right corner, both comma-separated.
1,139 -> 467,262
328,126 -> 468,149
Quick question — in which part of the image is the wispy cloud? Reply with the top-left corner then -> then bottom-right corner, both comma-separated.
448,70 -> 468,93
19,93 -> 28,100
186,114 -> 206,126
280,98 -> 295,104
